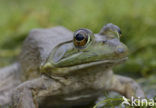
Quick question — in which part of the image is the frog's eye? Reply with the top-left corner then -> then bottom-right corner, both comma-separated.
73,29 -> 90,48
74,33 -> 88,47
117,29 -> 122,36
100,23 -> 122,38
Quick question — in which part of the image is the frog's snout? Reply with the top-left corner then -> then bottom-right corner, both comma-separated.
115,45 -> 128,57
116,48 -> 125,54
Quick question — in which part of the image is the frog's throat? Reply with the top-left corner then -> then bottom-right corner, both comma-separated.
41,57 -> 128,76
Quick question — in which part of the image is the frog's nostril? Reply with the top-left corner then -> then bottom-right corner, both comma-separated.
116,48 -> 124,54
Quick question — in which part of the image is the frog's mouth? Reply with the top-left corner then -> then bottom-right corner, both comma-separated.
42,57 -> 128,76
65,57 -> 128,70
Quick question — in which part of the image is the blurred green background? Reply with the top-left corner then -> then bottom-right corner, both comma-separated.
0,0 -> 156,99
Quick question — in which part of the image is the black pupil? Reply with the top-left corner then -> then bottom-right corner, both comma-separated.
75,34 -> 84,41
118,29 -> 122,35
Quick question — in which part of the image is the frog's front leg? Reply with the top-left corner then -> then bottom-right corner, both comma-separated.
108,75 -> 145,98
12,76 -> 61,108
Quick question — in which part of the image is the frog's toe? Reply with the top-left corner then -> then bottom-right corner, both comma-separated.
109,75 -> 145,99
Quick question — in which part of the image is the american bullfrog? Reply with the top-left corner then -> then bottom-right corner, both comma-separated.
0,23 -> 145,108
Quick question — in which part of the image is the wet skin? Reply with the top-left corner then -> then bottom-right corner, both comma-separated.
0,23 -> 145,108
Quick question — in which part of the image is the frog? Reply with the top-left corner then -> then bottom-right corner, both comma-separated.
0,23 -> 145,108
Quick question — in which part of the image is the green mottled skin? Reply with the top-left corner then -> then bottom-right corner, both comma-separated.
0,23 -> 145,108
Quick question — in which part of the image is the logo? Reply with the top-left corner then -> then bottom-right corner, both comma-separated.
122,96 -> 156,107
122,96 -> 130,106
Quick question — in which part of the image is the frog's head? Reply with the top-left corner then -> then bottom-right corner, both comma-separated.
41,24 -> 128,76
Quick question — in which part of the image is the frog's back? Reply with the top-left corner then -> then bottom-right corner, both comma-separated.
20,26 -> 73,80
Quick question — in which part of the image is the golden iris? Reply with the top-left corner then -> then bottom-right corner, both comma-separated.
74,32 -> 88,48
